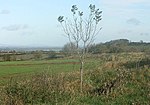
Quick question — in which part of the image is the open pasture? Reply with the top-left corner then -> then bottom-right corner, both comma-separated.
0,59 -> 80,77
0,58 -> 83,87
0,53 -> 149,105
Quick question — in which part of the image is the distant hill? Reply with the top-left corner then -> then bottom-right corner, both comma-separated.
88,39 -> 150,53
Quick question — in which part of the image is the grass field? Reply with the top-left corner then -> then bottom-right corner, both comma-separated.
0,59 -> 78,75
0,59 -> 80,86
0,53 -> 149,105
0,58 -> 101,86
0,57 -> 102,76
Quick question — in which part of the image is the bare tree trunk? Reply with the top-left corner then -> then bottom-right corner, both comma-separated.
80,60 -> 84,93
80,43 -> 85,93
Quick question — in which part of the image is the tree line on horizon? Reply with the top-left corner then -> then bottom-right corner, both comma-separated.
88,39 -> 150,54
61,39 -> 150,55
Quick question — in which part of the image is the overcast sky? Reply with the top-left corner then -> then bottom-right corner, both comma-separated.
0,0 -> 150,47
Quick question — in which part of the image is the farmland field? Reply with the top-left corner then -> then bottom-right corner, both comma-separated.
0,58 -> 100,85
0,59 -> 78,75
0,59 -> 80,83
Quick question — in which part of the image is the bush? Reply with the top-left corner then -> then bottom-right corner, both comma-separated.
123,58 -> 150,69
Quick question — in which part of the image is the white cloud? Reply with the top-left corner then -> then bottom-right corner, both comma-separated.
1,24 -> 29,31
140,32 -> 150,36
126,18 -> 141,25
0,10 -> 10,14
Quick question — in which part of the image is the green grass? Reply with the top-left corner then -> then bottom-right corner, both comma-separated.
0,58 -> 101,78
0,59 -> 79,77
0,57 -> 102,89
0,53 -> 149,104
0,58 -> 81,86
